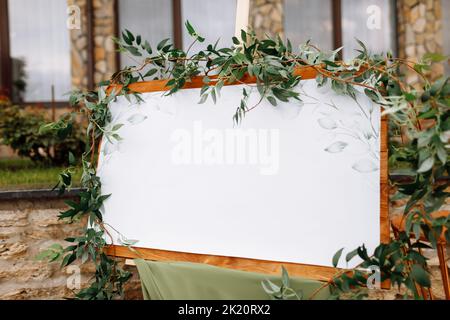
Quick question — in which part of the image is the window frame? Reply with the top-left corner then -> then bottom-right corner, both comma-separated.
0,0 -> 12,98
115,0 -> 183,70
0,0 -> 81,106
284,0 -> 398,59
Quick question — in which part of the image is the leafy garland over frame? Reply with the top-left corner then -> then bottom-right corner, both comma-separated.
38,21 -> 449,300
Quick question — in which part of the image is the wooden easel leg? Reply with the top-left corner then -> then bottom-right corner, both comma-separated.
436,243 -> 450,300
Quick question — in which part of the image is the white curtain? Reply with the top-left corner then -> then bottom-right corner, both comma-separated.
284,0 -> 333,52
118,0 -> 173,69
341,0 -> 396,59
8,0 -> 71,102
181,0 -> 237,52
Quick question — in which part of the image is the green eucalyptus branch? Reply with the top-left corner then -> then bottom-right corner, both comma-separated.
36,21 -> 449,300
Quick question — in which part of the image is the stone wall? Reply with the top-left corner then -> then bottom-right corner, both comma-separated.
69,0 -> 90,89
1,0 -> 449,301
249,0 -> 284,39
69,0 -> 117,90
0,193 -> 448,300
93,0 -> 117,84
397,0 -> 444,86
0,196 -> 141,300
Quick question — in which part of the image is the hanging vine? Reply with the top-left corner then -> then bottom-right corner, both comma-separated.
37,21 -> 449,300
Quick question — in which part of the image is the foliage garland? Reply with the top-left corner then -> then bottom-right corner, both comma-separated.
38,21 -> 449,300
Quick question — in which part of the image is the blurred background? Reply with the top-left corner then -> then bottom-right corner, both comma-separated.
0,0 -> 449,190
0,0 -> 448,300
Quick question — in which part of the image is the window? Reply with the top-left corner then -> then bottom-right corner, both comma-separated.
117,0 -> 237,68
284,0 -> 396,59
118,0 -> 174,69
341,0 -> 396,59
7,0 -> 71,102
181,0 -> 237,52
284,0 -> 333,51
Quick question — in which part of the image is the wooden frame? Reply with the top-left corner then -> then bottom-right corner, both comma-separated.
331,0 -> 343,59
104,66 -> 390,282
116,0 -> 183,69
171,0 -> 183,49
86,0 -> 95,91
0,0 -> 73,104
0,0 -> 12,96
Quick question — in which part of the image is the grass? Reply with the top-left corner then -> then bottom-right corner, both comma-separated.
0,158 -> 81,191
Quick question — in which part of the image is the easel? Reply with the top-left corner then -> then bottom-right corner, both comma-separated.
104,1 -> 390,285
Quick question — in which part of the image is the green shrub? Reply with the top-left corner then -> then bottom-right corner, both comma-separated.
0,100 -> 85,166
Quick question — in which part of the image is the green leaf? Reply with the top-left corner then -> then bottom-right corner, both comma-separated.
332,248 -> 344,267
121,31 -> 132,45
68,152 -> 76,166
184,20 -> 204,42
422,53 -> 448,63
202,76 -> 210,84
241,29 -> 247,43
355,38 -> 368,55
436,146 -> 447,165
143,40 -> 152,54
345,248 -> 358,263
143,69 -> 158,78
211,88 -> 217,104
281,266 -> 290,287
323,60 -> 339,67
261,279 -> 279,294
417,157 -> 434,173
185,20 -> 195,36
411,264 -> 431,288
112,123 -> 123,131
157,38 -> 170,51
267,96 -> 277,106
198,94 -> 208,104
124,45 -> 142,56
35,251 -> 52,261
61,252 -> 76,267
125,29 -> 135,42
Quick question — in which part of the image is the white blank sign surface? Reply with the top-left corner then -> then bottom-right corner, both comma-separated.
98,81 -> 381,268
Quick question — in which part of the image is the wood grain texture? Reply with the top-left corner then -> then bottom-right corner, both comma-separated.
104,68 -> 390,282
380,118 -> 390,243
105,245 -> 337,281
108,66 -> 318,94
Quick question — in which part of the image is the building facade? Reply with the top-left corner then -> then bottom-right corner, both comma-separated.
0,0 -> 449,300
0,0 -> 448,106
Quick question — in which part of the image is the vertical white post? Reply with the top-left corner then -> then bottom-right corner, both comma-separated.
235,0 -> 250,38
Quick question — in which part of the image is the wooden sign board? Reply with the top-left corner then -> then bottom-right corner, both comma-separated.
102,68 -> 389,281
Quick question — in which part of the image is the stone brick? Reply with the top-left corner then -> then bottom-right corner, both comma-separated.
0,260 -> 54,282
249,0 -> 284,39
0,210 -> 28,227
0,284 -> 71,300
28,209 -> 62,227
0,227 -> 25,240
0,242 -> 28,259
397,0 -> 444,84
95,47 -> 106,61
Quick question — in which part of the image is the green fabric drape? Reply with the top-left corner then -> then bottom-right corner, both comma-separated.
134,259 -> 330,300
